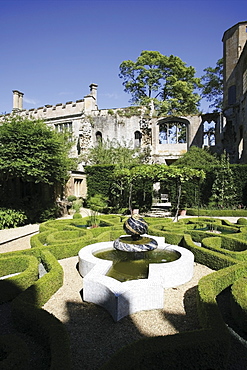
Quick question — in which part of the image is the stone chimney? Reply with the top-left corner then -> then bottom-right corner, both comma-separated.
89,83 -> 98,102
84,83 -> 98,112
12,90 -> 24,111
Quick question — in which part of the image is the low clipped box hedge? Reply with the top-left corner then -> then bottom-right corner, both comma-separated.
1,214 -> 247,369
0,255 -> 39,303
187,208 -> 247,217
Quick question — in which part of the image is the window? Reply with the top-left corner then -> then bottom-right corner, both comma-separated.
55,122 -> 72,133
203,121 -> 215,146
239,126 -> 244,160
95,131 -> 102,144
134,131 -> 142,148
228,85 -> 236,105
159,121 -> 187,144
74,178 -> 83,197
243,69 -> 247,94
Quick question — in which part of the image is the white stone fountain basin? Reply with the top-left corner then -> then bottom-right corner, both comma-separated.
78,235 -> 194,321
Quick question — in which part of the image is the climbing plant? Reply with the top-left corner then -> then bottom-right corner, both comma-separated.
209,153 -> 238,208
114,164 -> 205,216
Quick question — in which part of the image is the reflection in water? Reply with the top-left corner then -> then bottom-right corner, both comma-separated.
93,248 -> 180,282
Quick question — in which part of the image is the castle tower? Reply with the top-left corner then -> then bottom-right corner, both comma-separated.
222,21 -> 247,108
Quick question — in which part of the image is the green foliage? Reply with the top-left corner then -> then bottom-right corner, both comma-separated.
0,208 -> 27,229
230,164 -> 247,206
85,165 -> 115,200
81,138 -> 150,167
2,215 -> 247,369
0,115 -> 76,184
174,146 -> 219,167
119,50 -> 201,116
107,109 -> 114,115
87,194 -> 108,226
209,153 -> 238,208
187,208 -> 247,217
37,205 -> 61,223
73,213 -> 82,219
116,106 -> 142,117
231,276 -> 247,330
71,198 -> 82,213
67,195 -> 77,202
0,255 -> 39,303
237,218 -> 247,225
201,58 -> 223,111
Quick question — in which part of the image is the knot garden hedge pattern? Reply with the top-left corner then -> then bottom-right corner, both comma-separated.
1,214 -> 247,369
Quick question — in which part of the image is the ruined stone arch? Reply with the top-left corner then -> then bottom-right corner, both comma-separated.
134,131 -> 142,148
95,131 -> 102,144
157,117 -> 189,144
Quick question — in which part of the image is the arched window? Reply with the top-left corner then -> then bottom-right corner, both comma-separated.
159,119 -> 187,144
203,121 -> 215,146
95,131 -> 102,144
134,131 -> 142,148
239,126 -> 244,160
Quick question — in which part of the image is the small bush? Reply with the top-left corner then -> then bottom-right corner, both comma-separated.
0,208 -> 27,229
73,213 -> 82,219
237,218 -> 247,225
67,195 -> 77,202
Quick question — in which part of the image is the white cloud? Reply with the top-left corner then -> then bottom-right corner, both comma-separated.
23,97 -> 38,105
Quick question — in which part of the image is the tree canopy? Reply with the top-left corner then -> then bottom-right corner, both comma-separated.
173,146 -> 220,168
81,138 -> 150,168
119,50 -> 201,116
201,58 -> 223,111
0,115 -> 76,184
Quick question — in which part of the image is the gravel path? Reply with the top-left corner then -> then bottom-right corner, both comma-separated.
43,257 -> 213,370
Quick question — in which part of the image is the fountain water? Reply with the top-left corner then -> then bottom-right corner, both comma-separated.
78,215 -> 194,321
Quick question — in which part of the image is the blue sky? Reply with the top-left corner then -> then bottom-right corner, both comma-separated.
1,0 -> 247,114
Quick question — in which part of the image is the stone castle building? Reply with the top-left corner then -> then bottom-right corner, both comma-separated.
5,85 -> 221,198
222,21 -> 247,163
4,21 -> 247,198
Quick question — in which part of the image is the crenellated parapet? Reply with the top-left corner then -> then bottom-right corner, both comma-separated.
24,99 -> 85,121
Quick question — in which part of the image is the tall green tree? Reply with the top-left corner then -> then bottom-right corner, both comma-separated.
201,58 -> 223,111
0,115 -> 76,184
119,51 -> 201,116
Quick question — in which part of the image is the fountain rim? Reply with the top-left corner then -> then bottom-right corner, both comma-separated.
78,235 -> 190,285
78,236 -> 195,321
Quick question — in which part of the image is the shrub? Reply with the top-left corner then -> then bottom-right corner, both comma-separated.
237,217 -> 247,225
67,195 -> 77,202
73,213 -> 82,219
0,208 -> 27,229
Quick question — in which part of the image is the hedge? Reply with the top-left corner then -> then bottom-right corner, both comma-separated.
231,274 -> 247,331
85,165 -> 115,199
0,334 -> 29,370
1,214 -> 247,369
0,255 -> 39,303
187,208 -> 247,217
